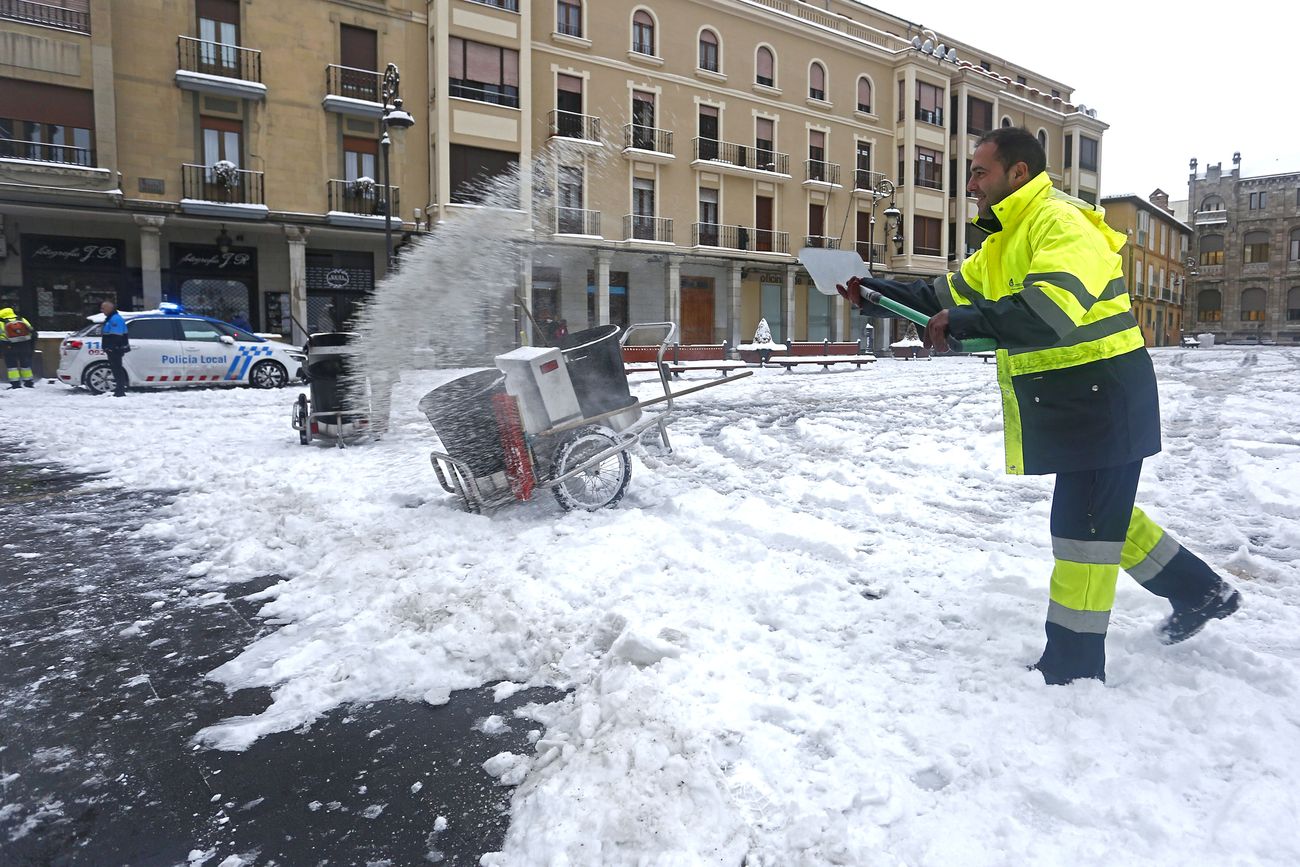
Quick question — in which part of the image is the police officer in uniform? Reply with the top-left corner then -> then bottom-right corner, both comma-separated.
100,300 -> 130,397
1,306 -> 37,389
839,128 -> 1239,685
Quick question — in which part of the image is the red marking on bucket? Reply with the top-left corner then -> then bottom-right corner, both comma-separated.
540,359 -> 560,374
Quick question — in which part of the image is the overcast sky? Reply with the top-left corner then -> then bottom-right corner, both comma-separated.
882,0 -> 1299,202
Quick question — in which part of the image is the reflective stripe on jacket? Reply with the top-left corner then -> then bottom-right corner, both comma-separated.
935,172 -> 1159,475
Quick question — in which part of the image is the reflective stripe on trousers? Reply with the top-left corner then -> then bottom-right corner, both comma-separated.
1042,460 -> 1222,682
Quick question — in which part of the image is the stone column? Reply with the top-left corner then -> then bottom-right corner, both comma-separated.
133,215 -> 165,308
784,263 -> 798,343
665,254 -> 682,329
285,225 -> 310,345
727,262 -> 743,347
594,249 -> 611,326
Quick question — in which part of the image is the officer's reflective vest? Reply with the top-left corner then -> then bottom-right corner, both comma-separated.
936,172 -> 1158,475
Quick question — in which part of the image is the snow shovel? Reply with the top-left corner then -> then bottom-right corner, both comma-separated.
798,247 -> 997,353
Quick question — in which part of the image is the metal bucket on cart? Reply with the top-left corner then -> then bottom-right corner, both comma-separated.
419,370 -> 516,509
559,325 -> 641,430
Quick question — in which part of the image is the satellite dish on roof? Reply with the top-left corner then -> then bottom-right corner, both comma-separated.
921,38 -> 934,53
934,42 -> 946,56
946,48 -> 958,62
911,35 -> 921,49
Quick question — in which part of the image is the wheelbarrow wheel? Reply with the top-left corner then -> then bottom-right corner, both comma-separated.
295,394 -> 311,445
551,426 -> 632,512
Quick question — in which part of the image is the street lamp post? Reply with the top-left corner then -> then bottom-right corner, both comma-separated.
380,63 -> 416,272
867,177 -> 902,344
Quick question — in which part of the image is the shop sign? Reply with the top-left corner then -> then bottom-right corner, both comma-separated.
171,245 -> 257,273
23,235 -> 126,270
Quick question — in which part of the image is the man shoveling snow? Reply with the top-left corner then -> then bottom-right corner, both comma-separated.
838,127 -> 1240,685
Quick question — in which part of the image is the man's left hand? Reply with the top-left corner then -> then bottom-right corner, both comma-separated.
924,309 -> 950,353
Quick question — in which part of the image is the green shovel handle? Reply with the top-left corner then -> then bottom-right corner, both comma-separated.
862,290 -> 998,354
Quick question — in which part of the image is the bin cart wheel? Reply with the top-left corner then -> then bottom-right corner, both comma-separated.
551,426 -> 632,512
295,394 -> 311,445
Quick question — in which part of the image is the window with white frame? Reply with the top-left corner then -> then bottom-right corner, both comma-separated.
632,10 -> 654,55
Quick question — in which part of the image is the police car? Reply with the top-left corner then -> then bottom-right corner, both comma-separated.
57,303 -> 306,395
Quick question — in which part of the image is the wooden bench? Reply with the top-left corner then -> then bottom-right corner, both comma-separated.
622,342 -> 748,378
771,340 -> 877,371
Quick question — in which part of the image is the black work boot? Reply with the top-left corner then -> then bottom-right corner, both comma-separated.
1158,585 -> 1241,645
22,380 -> 34,388
8,382 -> 21,390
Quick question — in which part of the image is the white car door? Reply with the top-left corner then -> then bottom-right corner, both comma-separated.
176,318 -> 234,383
124,318 -> 184,386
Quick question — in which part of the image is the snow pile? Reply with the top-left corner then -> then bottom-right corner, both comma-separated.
3,348 -> 1299,865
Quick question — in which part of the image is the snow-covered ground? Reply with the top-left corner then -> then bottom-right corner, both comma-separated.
3,347 -> 1299,866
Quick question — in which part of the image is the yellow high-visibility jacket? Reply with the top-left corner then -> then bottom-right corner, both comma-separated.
937,172 -> 1159,475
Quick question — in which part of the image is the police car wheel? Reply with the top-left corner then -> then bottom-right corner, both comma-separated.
250,360 -> 288,389
83,362 -> 116,395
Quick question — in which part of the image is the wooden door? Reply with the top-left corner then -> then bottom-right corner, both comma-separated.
681,278 -> 714,345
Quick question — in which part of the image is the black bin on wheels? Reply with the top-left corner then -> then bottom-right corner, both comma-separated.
419,370 -> 509,478
560,325 -> 638,420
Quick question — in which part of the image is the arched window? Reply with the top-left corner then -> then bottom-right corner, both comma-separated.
1036,129 -> 1047,152
856,76 -> 872,113
756,46 -> 775,87
632,10 -> 654,55
698,28 -> 719,72
1199,234 -> 1224,266
1289,227 -> 1300,261
808,61 -> 826,101
1243,230 -> 1270,264
1197,289 -> 1222,322
1199,195 -> 1224,212
1240,287 -> 1267,321
1000,116 -> 1012,128
556,0 -> 582,38
1288,286 -> 1300,321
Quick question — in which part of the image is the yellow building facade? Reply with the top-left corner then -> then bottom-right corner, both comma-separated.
2,0 -> 1108,349
1100,190 -> 1190,347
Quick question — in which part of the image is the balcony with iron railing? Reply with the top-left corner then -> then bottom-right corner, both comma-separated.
549,110 -> 601,143
692,223 -> 790,254
855,240 -> 888,263
0,137 -> 94,167
323,64 -> 383,117
176,36 -> 265,100
623,124 -> 674,156
692,138 -> 789,176
804,159 -> 840,186
181,163 -> 265,213
553,206 -> 601,236
852,169 -> 888,194
327,179 -> 398,217
1,0 -> 89,33
624,215 -> 673,243
804,235 -> 841,249
915,103 -> 943,127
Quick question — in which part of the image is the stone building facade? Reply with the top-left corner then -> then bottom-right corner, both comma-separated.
1185,155 -> 1300,344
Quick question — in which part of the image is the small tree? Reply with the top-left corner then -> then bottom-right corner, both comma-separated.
754,318 -> 773,344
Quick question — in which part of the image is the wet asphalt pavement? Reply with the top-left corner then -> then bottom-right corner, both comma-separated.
0,457 -> 556,866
